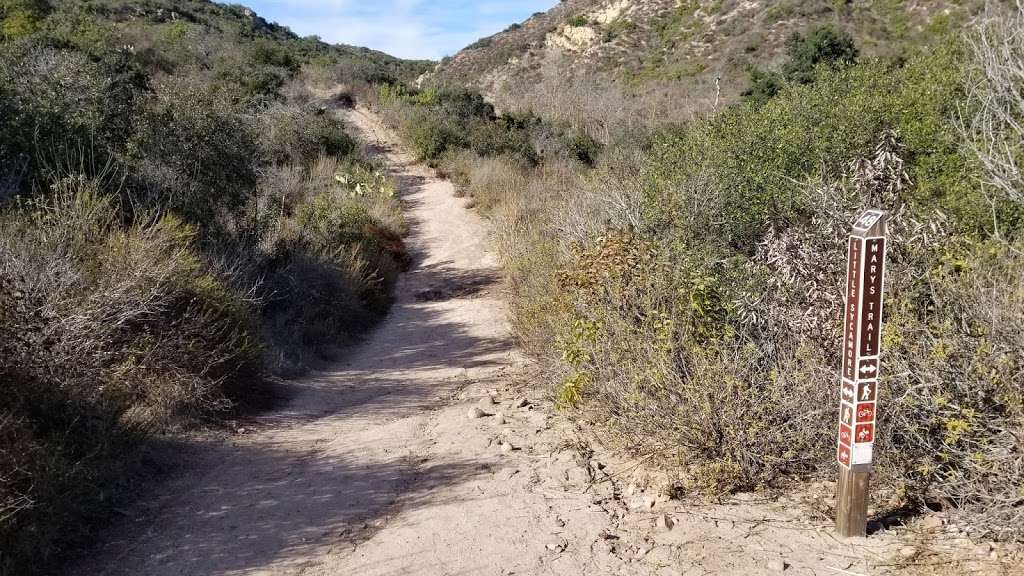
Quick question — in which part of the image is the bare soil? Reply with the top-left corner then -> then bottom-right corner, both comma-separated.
72,109 -> 1020,576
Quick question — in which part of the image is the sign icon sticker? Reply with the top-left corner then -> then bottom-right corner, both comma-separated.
855,423 -> 874,444
856,403 -> 876,423
853,210 -> 883,231
840,402 -> 853,426
841,382 -> 856,403
858,380 -> 876,402
858,359 -> 878,378
851,441 -> 874,466
838,424 -> 853,447
838,444 -> 851,467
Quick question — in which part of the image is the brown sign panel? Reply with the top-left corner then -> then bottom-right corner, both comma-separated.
855,423 -> 874,443
859,238 -> 885,357
841,381 -> 856,403
838,423 -> 853,447
857,380 -> 876,402
837,443 -> 851,467
856,402 -> 876,423
840,402 -> 853,426
841,237 -> 863,381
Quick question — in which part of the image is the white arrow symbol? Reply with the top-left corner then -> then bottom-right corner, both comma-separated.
859,364 -> 877,375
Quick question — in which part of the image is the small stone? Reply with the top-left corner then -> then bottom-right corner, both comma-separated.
655,514 -> 674,532
990,550 -> 999,560
554,517 -> 565,528
468,407 -> 488,419
918,515 -> 943,532
480,395 -> 496,406
630,496 -> 656,511
514,397 -> 529,408
501,441 -> 514,453
590,460 -> 605,471
545,538 -> 567,552
626,483 -> 637,496
975,543 -> 993,556
495,412 -> 506,425
767,558 -> 787,572
635,547 -> 650,559
899,546 -> 918,558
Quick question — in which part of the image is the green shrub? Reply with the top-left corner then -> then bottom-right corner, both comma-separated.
0,0 -> 47,40
262,186 -> 405,363
0,42 -> 124,190
258,103 -> 356,166
783,24 -> 859,84
438,87 -> 495,120
409,113 -> 467,161
567,14 -> 590,27
602,17 -> 636,42
647,46 -> 996,253
741,67 -> 784,106
128,77 -> 259,232
249,37 -> 298,71
562,130 -> 603,166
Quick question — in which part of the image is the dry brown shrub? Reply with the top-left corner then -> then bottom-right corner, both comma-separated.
959,1 -> 1024,206
0,177 -> 262,568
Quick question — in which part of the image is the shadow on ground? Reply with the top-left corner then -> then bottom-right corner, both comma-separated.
66,434 -> 492,576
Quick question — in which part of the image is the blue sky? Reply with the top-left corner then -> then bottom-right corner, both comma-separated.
242,1 -> 559,60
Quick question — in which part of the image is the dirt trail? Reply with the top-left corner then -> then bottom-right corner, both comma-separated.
74,109 -> 1011,576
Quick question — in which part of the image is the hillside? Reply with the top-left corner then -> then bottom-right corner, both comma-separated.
428,0 -> 984,124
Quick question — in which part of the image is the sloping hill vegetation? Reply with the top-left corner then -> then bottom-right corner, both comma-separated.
376,3 -> 1024,542
429,0 -> 985,133
0,1 -> 430,572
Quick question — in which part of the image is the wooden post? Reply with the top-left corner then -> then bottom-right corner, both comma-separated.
835,209 -> 888,538
836,467 -> 871,537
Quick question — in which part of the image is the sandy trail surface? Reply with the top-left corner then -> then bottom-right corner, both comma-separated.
74,108 -> 1016,576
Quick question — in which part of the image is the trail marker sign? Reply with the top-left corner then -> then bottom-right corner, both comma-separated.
835,209 -> 888,538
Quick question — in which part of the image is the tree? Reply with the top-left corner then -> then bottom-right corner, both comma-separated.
782,24 -> 859,85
